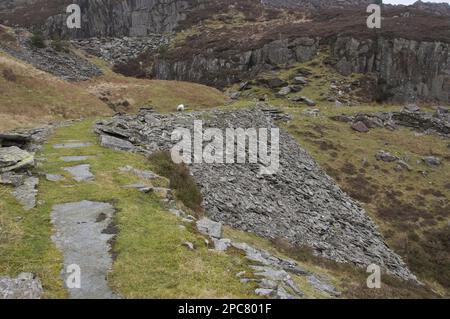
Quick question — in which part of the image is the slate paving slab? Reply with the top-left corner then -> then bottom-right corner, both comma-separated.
64,165 -> 94,182
51,201 -> 119,299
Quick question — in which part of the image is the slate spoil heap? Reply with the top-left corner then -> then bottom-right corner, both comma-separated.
95,108 -> 417,282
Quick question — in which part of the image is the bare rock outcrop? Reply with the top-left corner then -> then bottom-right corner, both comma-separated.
331,37 -> 450,103
333,107 -> 450,138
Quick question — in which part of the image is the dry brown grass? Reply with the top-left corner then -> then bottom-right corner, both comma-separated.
0,52 -> 112,131
82,58 -> 225,114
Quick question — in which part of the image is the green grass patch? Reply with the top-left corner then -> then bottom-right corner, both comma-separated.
0,119 -> 258,298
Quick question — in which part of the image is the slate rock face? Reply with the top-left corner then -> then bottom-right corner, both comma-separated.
332,37 -> 450,103
95,108 -> 416,281
0,31 -> 102,82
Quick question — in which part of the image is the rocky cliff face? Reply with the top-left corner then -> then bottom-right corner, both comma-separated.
331,37 -> 450,103
44,0 -> 191,38
152,37 -> 319,87
150,34 -> 450,103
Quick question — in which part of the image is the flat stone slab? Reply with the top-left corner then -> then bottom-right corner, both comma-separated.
51,201 -> 119,299
12,177 -> 39,210
64,165 -> 94,182
53,142 -> 93,149
60,156 -> 92,162
0,273 -> 43,299
100,135 -> 135,152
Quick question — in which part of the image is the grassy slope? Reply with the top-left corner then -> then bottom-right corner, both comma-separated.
80,57 -> 225,114
227,56 -> 449,296
0,29 -> 225,132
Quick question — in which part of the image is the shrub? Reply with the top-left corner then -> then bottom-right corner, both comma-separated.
2,68 -> 17,82
51,39 -> 69,53
148,151 -> 203,214
30,32 -> 46,48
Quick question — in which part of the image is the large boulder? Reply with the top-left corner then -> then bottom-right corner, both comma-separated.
0,147 -> 34,173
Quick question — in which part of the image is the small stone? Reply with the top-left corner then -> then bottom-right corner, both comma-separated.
182,241 -> 195,250
303,108 -> 320,117
403,104 -> 421,113
0,172 -> 26,186
119,166 -> 160,180
239,81 -> 250,91
293,76 -> 308,85
331,114 -> 353,123
123,184 -> 154,193
335,100 -> 344,107
12,177 -> 39,210
153,187 -> 172,199
351,121 -> 369,133
236,271 -> 246,278
255,288 -> 275,297
275,86 -> 291,97
196,218 -> 223,239
212,238 -> 232,252
423,156 -> 441,167
275,286 -> 296,299
302,97 -> 316,106
259,279 -> 278,290
375,151 -> 397,163
396,160 -> 412,171
46,174 -> 64,182
229,92 -> 241,100
307,275 -> 340,297
260,78 -> 288,89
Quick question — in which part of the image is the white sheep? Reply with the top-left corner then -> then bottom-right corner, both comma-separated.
177,104 -> 185,112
